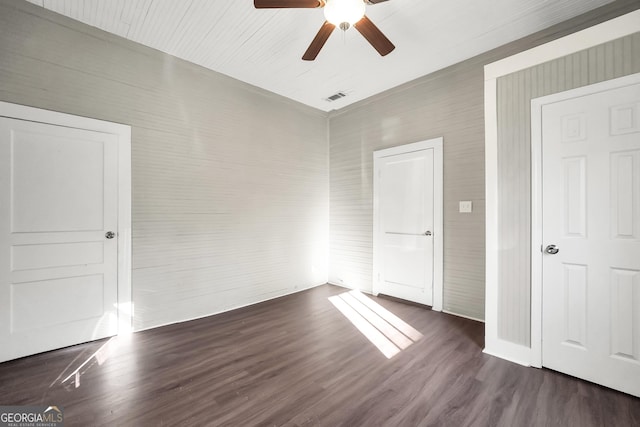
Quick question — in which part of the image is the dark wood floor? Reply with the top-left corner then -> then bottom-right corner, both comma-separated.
1,284 -> 638,426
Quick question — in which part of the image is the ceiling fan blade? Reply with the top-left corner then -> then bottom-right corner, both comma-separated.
302,21 -> 335,61
365,0 -> 390,4
354,15 -> 395,56
254,0 -> 323,8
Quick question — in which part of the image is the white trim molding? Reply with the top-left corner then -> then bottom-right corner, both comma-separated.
0,101 -> 133,335
372,137 -> 444,312
484,10 -> 640,366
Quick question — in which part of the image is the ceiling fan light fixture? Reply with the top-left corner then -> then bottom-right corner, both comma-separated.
323,0 -> 365,29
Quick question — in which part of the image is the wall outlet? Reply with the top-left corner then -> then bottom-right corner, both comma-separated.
459,201 -> 473,213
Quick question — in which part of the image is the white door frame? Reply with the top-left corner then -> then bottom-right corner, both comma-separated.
0,101 -> 132,334
530,72 -> 640,368
484,10 -> 640,366
372,137 -> 444,311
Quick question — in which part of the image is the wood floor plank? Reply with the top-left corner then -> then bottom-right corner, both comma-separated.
0,284 -> 638,426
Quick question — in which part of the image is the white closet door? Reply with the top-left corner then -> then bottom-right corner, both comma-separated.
0,117 -> 119,362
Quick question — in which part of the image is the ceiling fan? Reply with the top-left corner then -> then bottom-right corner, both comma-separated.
253,0 -> 395,61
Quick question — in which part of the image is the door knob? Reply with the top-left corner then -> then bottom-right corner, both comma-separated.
544,244 -> 559,254
105,231 -> 115,239
424,231 -> 432,236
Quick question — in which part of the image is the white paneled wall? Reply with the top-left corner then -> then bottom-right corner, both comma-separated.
0,0 -> 328,331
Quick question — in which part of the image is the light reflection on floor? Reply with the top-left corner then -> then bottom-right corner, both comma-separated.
54,335 -> 123,389
328,290 -> 423,358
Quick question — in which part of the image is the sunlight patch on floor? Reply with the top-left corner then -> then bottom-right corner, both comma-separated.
57,335 -> 121,389
328,290 -> 423,359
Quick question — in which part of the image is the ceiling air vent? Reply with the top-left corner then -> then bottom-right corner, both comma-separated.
325,92 -> 347,102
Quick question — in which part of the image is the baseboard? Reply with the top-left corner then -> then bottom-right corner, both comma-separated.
332,282 -> 487,323
133,281 -> 326,333
327,281 -> 373,294
443,310 -> 485,323
483,338 -> 533,367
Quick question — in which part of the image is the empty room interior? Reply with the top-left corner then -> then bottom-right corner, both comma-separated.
0,0 -> 639,425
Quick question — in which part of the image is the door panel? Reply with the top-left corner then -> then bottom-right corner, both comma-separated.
381,156 -> 429,234
383,235 -> 426,287
561,263 -> 587,348
0,118 -> 118,362
11,241 -> 104,271
542,82 -> 640,397
11,130 -> 106,232
609,268 -> 640,362
561,157 -> 586,237
11,275 -> 105,331
610,150 -> 640,239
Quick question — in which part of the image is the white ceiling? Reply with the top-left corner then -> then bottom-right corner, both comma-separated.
26,0 -> 613,112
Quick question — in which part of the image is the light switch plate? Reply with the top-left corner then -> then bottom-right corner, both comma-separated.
459,201 -> 473,213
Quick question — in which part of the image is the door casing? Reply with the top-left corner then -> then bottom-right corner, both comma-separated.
0,101 -> 132,336
530,72 -> 640,368
372,137 -> 444,312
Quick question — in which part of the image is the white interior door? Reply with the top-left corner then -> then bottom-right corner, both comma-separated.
0,117 -> 119,362
541,81 -> 640,397
373,139 -> 443,307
